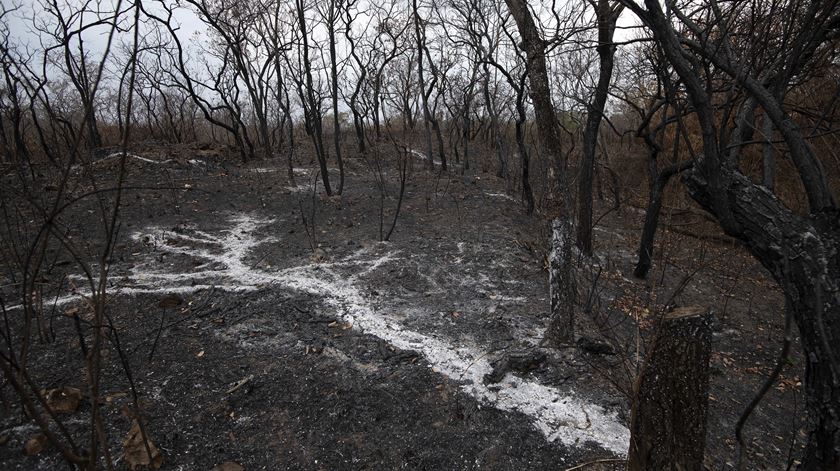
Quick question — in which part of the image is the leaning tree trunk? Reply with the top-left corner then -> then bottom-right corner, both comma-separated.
628,306 -> 713,470
504,0 -> 566,191
413,0 -> 434,170
683,169 -> 840,469
634,0 -> 840,463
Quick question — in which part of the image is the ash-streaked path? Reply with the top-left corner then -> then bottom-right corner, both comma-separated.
21,213 -> 630,455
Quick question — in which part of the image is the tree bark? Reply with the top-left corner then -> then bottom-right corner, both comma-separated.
626,0 -> 840,463
504,0 -> 566,190
634,160 -> 692,279
761,110 -> 775,191
628,306 -> 713,471
482,63 -> 508,178
328,1 -> 345,194
683,169 -> 840,470
296,0 -> 332,195
576,0 -> 621,256
548,218 -> 575,344
505,0 -> 575,344
413,0 -> 435,170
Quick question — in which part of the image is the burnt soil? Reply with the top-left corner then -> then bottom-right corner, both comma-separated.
0,146 -> 803,470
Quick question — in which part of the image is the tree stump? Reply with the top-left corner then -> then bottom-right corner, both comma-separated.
628,306 -> 713,470
547,218 -> 575,344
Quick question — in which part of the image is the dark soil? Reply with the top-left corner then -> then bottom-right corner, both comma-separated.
0,146 -> 803,470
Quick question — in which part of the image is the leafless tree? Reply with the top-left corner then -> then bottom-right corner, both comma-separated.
294,0 -> 332,194
575,0 -> 623,255
622,0 -> 840,465
318,0 -> 345,193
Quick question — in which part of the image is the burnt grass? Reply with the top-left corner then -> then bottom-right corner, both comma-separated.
0,146 -> 803,470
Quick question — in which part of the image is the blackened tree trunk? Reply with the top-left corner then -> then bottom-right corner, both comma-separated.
413,0 -> 434,169
296,0 -> 332,195
517,95 -> 535,214
576,0 -> 622,256
482,62 -> 508,178
327,0 -> 345,194
683,171 -> 840,470
85,105 -> 102,150
633,161 -> 692,279
503,0 -> 566,189
628,306 -> 713,470
761,110 -> 775,191
373,77 -> 382,141
345,14 -> 367,156
505,0 -> 575,345
623,0 -> 840,465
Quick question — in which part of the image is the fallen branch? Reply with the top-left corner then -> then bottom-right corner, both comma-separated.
226,374 -> 254,394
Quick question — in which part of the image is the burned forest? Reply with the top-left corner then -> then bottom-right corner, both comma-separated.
1,0 -> 839,469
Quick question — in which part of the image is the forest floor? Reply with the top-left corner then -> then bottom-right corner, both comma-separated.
0,145 -> 802,470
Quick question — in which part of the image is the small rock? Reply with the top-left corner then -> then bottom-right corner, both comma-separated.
24,434 -> 47,455
310,248 -> 328,263
507,350 -> 547,373
483,350 -> 547,384
157,294 -> 183,309
43,386 -> 82,414
576,336 -> 615,355
211,462 -> 244,471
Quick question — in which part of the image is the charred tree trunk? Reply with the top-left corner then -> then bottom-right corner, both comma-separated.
683,170 -> 840,470
504,0 -> 566,191
296,0 -> 332,195
514,75 -> 534,214
761,110 -> 775,191
328,3 -> 345,194
505,1 -> 574,337
548,218 -> 575,344
505,0 -> 580,350
413,0 -> 434,169
634,160 -> 692,279
628,0 -> 840,463
482,63 -> 507,178
576,0 -> 621,256
517,117 -> 534,215
628,306 -> 713,471
85,105 -> 102,150
430,111 -> 447,171
373,78 -> 382,141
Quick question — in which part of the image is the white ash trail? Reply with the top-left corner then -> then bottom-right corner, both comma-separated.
277,258 -> 629,456
5,213 -> 630,455
484,192 -> 516,202
98,153 -> 173,165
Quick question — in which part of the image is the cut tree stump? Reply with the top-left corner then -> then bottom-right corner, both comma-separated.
628,306 -> 713,471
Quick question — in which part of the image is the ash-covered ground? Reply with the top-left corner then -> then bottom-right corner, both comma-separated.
0,149 -> 800,469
